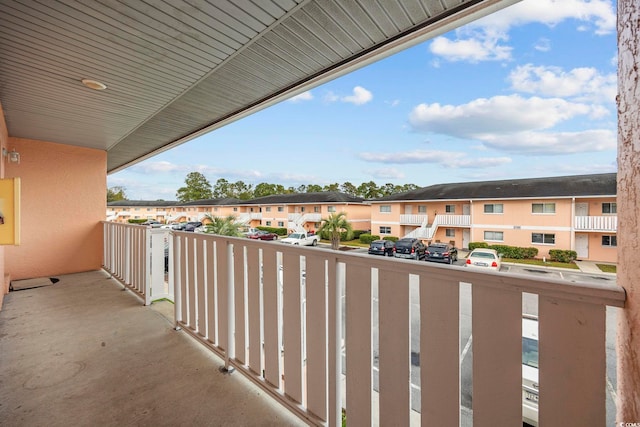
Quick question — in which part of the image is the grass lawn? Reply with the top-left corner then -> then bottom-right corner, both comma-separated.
502,258 -> 580,270
596,263 -> 617,273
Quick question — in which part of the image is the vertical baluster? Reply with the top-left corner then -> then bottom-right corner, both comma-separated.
379,268 -> 410,426
539,297 -> 605,425
472,284 -> 522,427
262,247 -> 280,388
345,263 -> 372,426
234,242 -> 246,364
420,275 -> 460,426
246,246 -> 261,374
306,255 -> 327,421
283,253 -> 302,403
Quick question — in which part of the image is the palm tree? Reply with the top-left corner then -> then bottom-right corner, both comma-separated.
202,214 -> 243,237
318,212 -> 353,250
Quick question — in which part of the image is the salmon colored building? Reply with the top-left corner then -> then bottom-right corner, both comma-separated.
371,174 -> 617,263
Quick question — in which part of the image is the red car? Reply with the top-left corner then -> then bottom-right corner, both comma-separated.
247,230 -> 278,241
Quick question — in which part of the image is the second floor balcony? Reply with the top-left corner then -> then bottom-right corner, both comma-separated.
575,215 -> 617,232
102,222 -> 625,426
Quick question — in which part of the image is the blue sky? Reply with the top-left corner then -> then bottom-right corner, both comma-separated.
108,0 -> 618,201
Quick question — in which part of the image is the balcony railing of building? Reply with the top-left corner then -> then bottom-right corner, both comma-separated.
575,215 -> 618,232
399,214 -> 427,225
405,214 -> 471,239
102,221 -> 625,427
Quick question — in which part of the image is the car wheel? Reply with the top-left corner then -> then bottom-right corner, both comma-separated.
312,240 -> 318,246
448,257 -> 453,264
272,236 -> 277,240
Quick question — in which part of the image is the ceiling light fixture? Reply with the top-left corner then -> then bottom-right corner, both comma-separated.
81,79 -> 107,90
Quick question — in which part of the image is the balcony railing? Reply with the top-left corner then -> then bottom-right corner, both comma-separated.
399,214 -> 427,225
575,215 -> 617,231
102,221 -> 625,426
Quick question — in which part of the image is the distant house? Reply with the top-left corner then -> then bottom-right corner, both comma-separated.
107,200 -> 178,223
371,173 -> 617,263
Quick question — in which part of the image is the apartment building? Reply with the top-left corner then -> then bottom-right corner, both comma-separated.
240,191 -> 371,233
371,173 -> 617,263
107,200 -> 177,223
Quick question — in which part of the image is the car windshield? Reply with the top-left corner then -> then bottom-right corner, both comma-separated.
471,252 -> 496,259
522,337 -> 539,369
288,233 -> 303,239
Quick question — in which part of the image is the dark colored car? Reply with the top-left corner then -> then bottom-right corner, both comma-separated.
368,240 -> 395,256
425,243 -> 458,264
248,230 -> 278,241
393,238 -> 426,260
184,221 -> 203,232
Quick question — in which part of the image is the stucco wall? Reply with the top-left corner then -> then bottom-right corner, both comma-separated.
0,103 -> 7,305
4,137 -> 106,280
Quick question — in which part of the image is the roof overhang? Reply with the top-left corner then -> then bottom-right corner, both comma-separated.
0,0 -> 520,173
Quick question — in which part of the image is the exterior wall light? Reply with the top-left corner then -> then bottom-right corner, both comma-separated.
2,148 -> 20,164
81,79 -> 107,90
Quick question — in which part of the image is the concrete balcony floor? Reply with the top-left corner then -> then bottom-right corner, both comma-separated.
0,270 -> 307,427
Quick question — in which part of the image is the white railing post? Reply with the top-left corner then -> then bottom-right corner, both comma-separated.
144,228 -> 152,305
224,241 -> 235,372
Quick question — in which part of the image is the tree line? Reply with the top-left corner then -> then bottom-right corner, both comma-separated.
108,171 -> 420,202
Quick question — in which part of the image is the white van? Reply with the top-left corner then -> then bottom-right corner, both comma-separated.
522,315 -> 539,426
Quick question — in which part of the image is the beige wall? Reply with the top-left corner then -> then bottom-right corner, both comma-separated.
0,103 -> 7,305
5,137 -> 106,280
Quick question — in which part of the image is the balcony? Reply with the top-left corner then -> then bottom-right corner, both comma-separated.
100,222 -> 625,426
399,214 -> 427,225
575,215 -> 617,232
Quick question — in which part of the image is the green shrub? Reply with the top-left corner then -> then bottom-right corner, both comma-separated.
352,230 -> 367,239
486,244 -> 539,259
128,219 -> 147,224
468,242 -> 489,250
548,249 -> 577,263
359,234 -> 380,244
383,236 -> 398,242
258,226 -> 287,236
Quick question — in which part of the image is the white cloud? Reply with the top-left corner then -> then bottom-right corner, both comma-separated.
130,161 -> 184,174
534,38 -> 551,52
480,129 -> 616,154
288,91 -> 313,102
508,64 -> 617,103
359,150 -> 512,169
429,32 -> 512,63
371,168 -> 405,179
324,86 -> 373,105
476,0 -> 615,35
409,95 -> 602,138
342,86 -> 373,105
429,0 -> 615,63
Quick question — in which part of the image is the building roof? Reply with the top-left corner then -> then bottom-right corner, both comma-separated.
373,173 -> 617,202
182,198 -> 243,206
242,191 -> 367,205
107,200 -> 177,207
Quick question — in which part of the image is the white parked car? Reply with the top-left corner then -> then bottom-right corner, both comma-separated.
465,248 -> 502,271
522,315 -> 539,426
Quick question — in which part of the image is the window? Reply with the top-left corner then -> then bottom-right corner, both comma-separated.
602,235 -> 617,247
445,205 -> 455,213
314,206 -> 320,213
484,231 -> 503,241
147,208 -> 152,211
300,207 -> 305,212
380,205 -> 391,213
418,205 -> 427,213
484,204 -> 503,214
265,207 -> 271,212
446,228 -> 455,237
214,207 -> 219,212
532,203 -> 556,214
278,206 -> 284,212
278,221 -> 284,227
602,202 -> 617,214
266,221 -> 272,226
328,206 -> 336,212
379,226 -> 391,234
233,207 -> 238,212
532,233 -> 555,244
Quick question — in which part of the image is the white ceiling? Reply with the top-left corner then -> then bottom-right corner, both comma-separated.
0,0 -> 519,173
